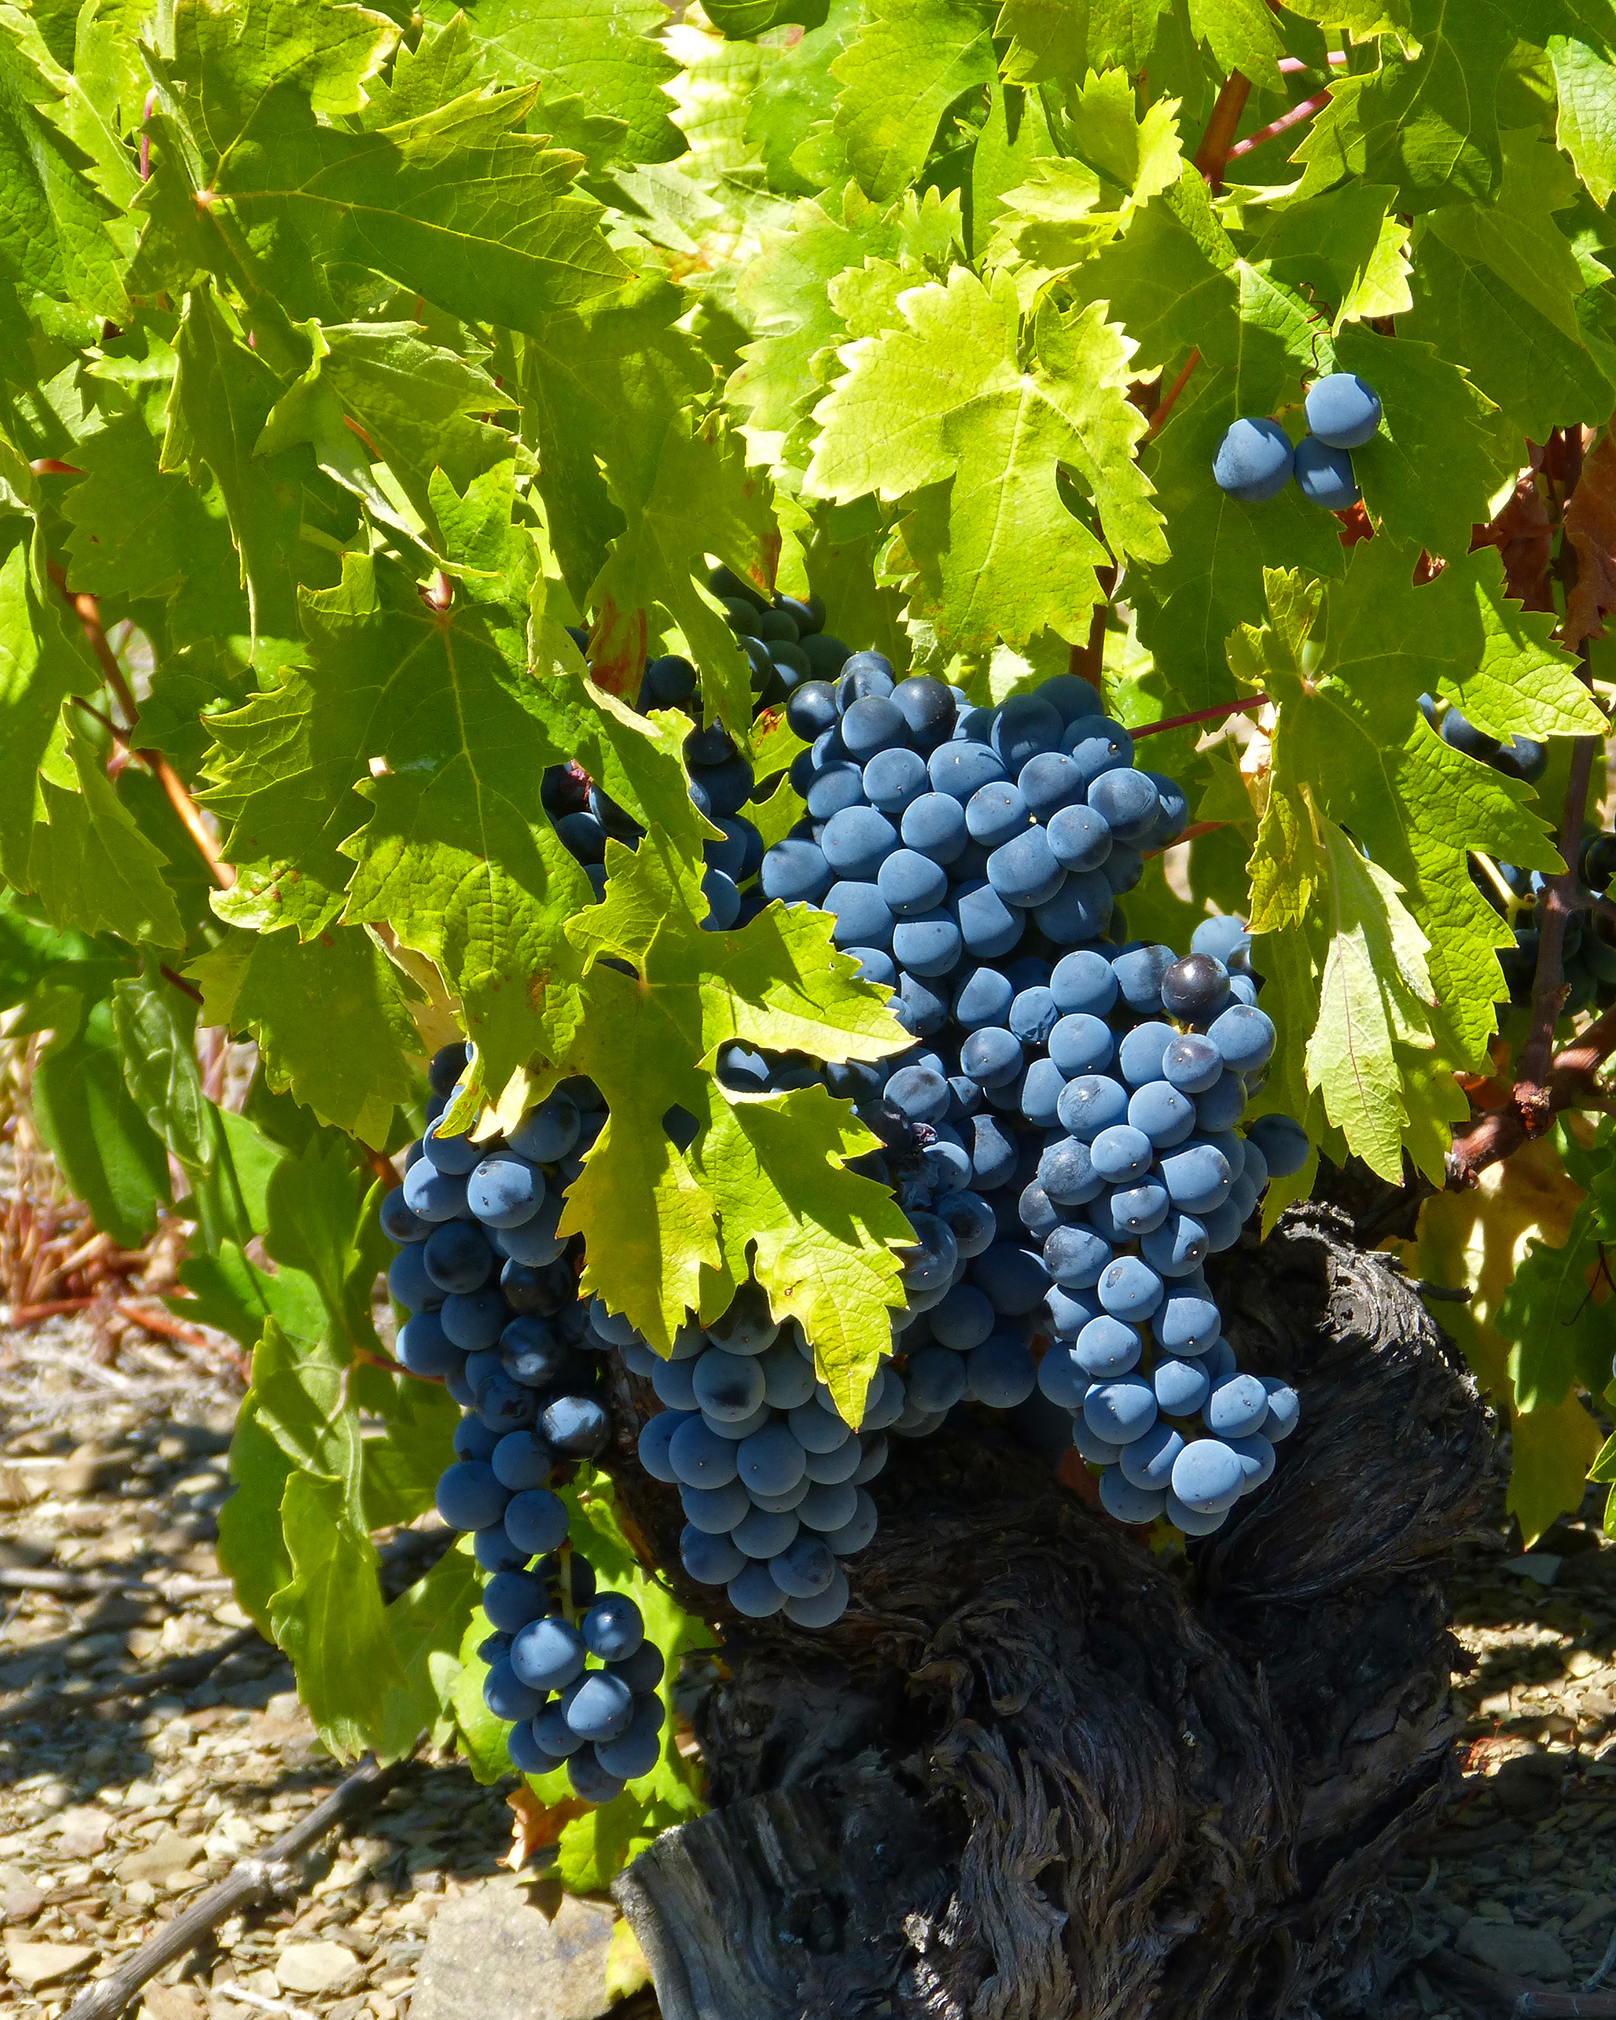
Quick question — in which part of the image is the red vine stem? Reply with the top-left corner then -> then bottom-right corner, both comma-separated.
1193,71 -> 1253,189
48,562 -> 235,891
1133,696 -> 1268,740
1147,348 -> 1201,436
1227,89 -> 1332,162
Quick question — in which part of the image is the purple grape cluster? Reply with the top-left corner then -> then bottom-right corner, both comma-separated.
382,1043 -> 667,1800
482,1560 -> 666,1795
619,1282 -> 887,1626
748,658 -> 1308,1537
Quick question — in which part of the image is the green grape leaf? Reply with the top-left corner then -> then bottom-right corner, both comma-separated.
262,1131 -> 386,1349
421,0 -> 684,164
553,838 -> 910,1404
997,0 -> 1173,81
258,320 -> 522,549
807,267 -> 1163,650
206,537 -> 590,1105
0,12 -> 129,319
110,967 -> 290,1251
1186,0 -> 1284,91
586,410 -> 774,732
173,1237 -> 324,1353
270,1469 -> 407,1758
1405,227 -> 1616,443
450,1605 -> 513,1783
167,0 -> 400,172
0,525 -> 94,888
1302,816 -> 1438,1180
378,1543 -> 482,1757
140,55 -> 631,334
30,992 -> 173,1248
1332,326 -> 1506,559
189,925 -> 423,1146
358,11 -> 490,128
1425,132 -> 1589,345
217,1394 -> 295,1634
830,0 -> 998,202
1497,1157 -> 1616,1413
27,724 -> 187,950
1291,0 -> 1517,214
1547,33 -> 1616,206
518,273 -> 712,614
59,333 -> 249,630
1243,185 -> 1410,329
1237,551 -> 1571,1173
361,1376 -> 458,1531
163,285 -> 315,663
729,183 -> 961,471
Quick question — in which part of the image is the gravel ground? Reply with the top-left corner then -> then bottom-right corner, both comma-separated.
5,1311 -> 1616,2019
0,1316 -> 544,2020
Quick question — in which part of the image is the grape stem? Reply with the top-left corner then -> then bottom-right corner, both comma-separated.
1227,89 -> 1332,163
1514,728 -> 1601,1128
48,562 -> 235,892
1447,997 -> 1616,1185
1147,349 -> 1201,436
1133,696 -> 1268,740
1193,71 -> 1253,189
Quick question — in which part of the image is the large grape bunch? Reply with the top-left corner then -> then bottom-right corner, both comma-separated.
754,654 -> 1306,1536
384,1043 -> 667,1801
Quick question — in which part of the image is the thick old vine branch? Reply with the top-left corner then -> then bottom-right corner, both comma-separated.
1448,999 -> 1616,1183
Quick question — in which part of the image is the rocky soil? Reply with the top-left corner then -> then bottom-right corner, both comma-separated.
3,1307 -> 1616,2020
0,1315 -> 652,2020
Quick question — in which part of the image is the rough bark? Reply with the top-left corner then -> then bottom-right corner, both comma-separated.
609,1204 -> 1495,2020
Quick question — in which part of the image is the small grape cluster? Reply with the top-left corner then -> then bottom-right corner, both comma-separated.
539,567 -> 841,929
618,1284 -> 885,1626
750,661 -> 1306,1536
383,1042 -> 665,1801
481,1559 -> 666,1795
1479,832 -> 1616,1015
1213,371 -> 1381,511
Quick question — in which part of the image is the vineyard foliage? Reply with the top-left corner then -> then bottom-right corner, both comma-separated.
0,0 -> 1615,1830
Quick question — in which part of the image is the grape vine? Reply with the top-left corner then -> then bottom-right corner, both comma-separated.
0,0 -> 1614,1927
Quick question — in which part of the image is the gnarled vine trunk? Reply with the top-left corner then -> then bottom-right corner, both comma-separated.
607,1204 -> 1493,2020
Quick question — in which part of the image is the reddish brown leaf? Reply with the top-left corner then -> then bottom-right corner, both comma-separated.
584,596 -> 647,701
1470,472 -> 1553,611
1336,501 -> 1374,548
503,1786 -> 589,1871
1564,428 -> 1616,650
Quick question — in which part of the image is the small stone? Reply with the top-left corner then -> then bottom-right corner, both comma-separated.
276,1942 -> 365,1996
4,1938 -> 97,1990
410,1879 -> 616,2020
264,1691 -> 303,1723
137,1987 -> 205,2020
1457,1918 -> 1573,1979
2,1886 -> 44,1924
118,1833 -> 204,1887
1505,1554 -> 1563,1587
1563,1894 -> 1615,1936
54,1807 -> 112,1858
